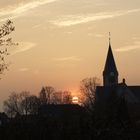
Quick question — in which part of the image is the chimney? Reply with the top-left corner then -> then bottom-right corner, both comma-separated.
122,78 -> 126,84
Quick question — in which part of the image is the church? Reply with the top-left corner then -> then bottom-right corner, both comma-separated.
95,37 -> 140,118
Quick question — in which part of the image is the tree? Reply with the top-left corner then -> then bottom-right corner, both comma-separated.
0,20 -> 17,75
51,90 -> 72,104
39,86 -> 72,104
3,91 -> 30,117
45,86 -> 55,104
3,91 -> 40,117
51,91 -> 63,104
80,77 -> 100,113
63,91 -> 72,104
40,87 -> 47,104
39,86 -> 55,104
21,95 -> 41,115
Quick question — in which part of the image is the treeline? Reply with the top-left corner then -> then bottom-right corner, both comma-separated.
0,77 -> 103,140
3,86 -> 73,117
3,77 -> 100,117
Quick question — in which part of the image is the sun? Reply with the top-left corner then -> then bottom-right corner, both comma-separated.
72,96 -> 79,104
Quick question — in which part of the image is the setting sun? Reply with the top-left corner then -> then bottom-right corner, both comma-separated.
72,96 -> 79,104
0,0 -> 140,139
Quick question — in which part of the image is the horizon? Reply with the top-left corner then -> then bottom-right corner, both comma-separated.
0,0 -> 140,111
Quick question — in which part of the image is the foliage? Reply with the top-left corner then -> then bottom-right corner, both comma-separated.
0,20 -> 17,75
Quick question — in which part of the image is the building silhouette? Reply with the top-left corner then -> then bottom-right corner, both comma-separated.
96,37 -> 140,119
103,41 -> 118,86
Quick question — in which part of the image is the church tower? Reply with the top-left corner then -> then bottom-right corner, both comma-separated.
103,34 -> 119,86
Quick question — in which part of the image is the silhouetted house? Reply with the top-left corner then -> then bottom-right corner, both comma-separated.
0,112 -> 9,126
95,38 -> 140,120
38,104 -> 86,119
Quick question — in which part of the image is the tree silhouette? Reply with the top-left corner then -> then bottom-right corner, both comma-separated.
39,86 -> 55,104
80,77 -> 100,113
0,20 -> 17,76
39,86 -> 72,104
3,91 -> 30,117
21,95 -> 41,115
51,90 -> 72,104
3,91 -> 40,117
39,87 -> 47,104
51,91 -> 63,104
63,90 -> 72,104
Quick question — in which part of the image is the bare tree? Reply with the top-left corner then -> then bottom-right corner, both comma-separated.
0,20 -> 17,75
39,86 -> 55,104
3,92 -> 19,117
3,91 -> 41,117
39,86 -> 72,104
63,91 -> 72,104
18,91 -> 30,115
45,86 -> 55,104
40,87 -> 47,104
51,90 -> 72,104
21,95 -> 41,115
80,77 -> 100,113
4,92 -> 27,117
51,91 -> 63,104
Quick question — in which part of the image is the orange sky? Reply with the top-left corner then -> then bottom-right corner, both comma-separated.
0,0 -> 140,110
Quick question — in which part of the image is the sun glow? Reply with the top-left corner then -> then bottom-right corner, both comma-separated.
72,96 -> 79,104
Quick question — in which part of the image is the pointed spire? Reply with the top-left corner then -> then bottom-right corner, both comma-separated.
102,33 -> 119,86
103,37 -> 118,76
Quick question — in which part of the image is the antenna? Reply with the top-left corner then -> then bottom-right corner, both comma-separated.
109,32 -> 111,41
109,32 -> 111,45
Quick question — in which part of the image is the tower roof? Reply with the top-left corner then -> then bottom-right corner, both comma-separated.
103,42 -> 118,76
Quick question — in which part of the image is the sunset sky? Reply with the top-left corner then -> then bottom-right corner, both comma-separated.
0,0 -> 140,110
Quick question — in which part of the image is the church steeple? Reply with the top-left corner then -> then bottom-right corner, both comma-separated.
103,33 -> 119,86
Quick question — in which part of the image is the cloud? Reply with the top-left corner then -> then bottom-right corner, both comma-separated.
19,68 -> 29,72
0,0 -> 58,22
11,42 -> 36,55
52,56 -> 81,62
115,41 -> 140,52
94,34 -> 104,38
50,9 -> 140,27
32,24 -> 42,29
88,33 -> 104,37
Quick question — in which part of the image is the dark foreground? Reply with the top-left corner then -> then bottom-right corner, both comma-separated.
0,113 -> 140,140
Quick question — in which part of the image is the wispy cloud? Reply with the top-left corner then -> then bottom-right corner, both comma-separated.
94,34 -> 104,38
52,56 -> 82,62
0,0 -> 58,22
51,9 -> 140,27
115,41 -> 140,52
11,42 -> 36,55
19,68 -> 29,72
32,24 -> 42,29
88,33 -> 104,37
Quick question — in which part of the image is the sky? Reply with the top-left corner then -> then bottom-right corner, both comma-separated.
0,0 -> 140,110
